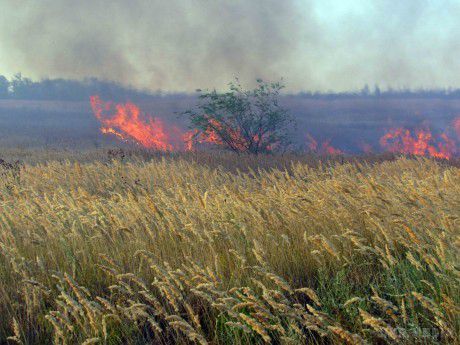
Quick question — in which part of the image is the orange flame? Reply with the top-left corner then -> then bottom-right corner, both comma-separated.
182,129 -> 197,151
189,117 -> 272,152
306,134 -> 343,155
200,118 -> 226,145
91,96 -> 459,158
379,127 -> 456,160
90,95 -> 180,151
90,96 -> 265,152
358,142 -> 373,154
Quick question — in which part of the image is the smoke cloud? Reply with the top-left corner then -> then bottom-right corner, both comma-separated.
0,0 -> 459,92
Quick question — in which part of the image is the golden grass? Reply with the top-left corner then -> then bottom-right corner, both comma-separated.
0,153 -> 458,344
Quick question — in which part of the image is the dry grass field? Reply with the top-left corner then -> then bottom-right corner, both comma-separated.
0,151 -> 458,344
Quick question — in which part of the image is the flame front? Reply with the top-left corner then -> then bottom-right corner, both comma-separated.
90,95 -> 175,151
379,127 -> 456,160
196,118 -> 253,151
91,96 -> 459,158
306,134 -> 343,155
90,96 -> 255,152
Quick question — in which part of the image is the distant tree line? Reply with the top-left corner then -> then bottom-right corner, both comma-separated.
2,74 -> 460,101
292,84 -> 460,100
0,73 -> 188,101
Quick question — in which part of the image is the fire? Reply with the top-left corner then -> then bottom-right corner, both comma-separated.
379,127 -> 456,160
306,117 -> 460,159
182,129 -> 197,151
90,95 -> 179,151
90,96 -> 262,152
197,118 -> 248,151
185,117 -> 273,152
91,96 -> 460,158
200,118 -> 226,145
306,134 -> 343,155
359,142 -> 373,154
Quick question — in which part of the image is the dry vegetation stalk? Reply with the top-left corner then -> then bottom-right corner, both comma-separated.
0,152 -> 458,344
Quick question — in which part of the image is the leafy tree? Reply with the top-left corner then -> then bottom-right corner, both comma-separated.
360,84 -> 370,96
10,73 -> 34,99
183,79 -> 294,154
0,75 -> 9,98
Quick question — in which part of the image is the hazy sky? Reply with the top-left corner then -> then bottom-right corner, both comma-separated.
0,0 -> 459,92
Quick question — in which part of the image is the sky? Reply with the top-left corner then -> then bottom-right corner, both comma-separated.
0,0 -> 459,92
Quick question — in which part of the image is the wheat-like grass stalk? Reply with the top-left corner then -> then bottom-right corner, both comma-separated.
0,154 -> 457,344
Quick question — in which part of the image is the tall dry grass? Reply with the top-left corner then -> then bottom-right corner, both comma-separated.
0,153 -> 458,344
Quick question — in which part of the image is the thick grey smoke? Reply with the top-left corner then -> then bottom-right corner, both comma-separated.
0,0 -> 459,91
0,0 -> 313,91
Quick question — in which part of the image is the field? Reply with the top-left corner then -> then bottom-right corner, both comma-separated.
0,151 -> 459,344
1,97 -> 459,151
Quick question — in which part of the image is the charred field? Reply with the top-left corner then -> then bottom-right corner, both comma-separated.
0,147 -> 459,344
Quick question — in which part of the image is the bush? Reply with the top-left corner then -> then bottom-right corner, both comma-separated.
183,79 -> 294,154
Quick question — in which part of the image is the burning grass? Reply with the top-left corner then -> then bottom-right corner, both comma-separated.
0,152 -> 458,344
90,95 -> 460,159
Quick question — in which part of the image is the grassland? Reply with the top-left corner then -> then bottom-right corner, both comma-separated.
0,151 -> 458,344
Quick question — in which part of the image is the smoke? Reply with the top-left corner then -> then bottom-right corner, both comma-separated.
0,0 -> 313,91
0,0 -> 460,92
